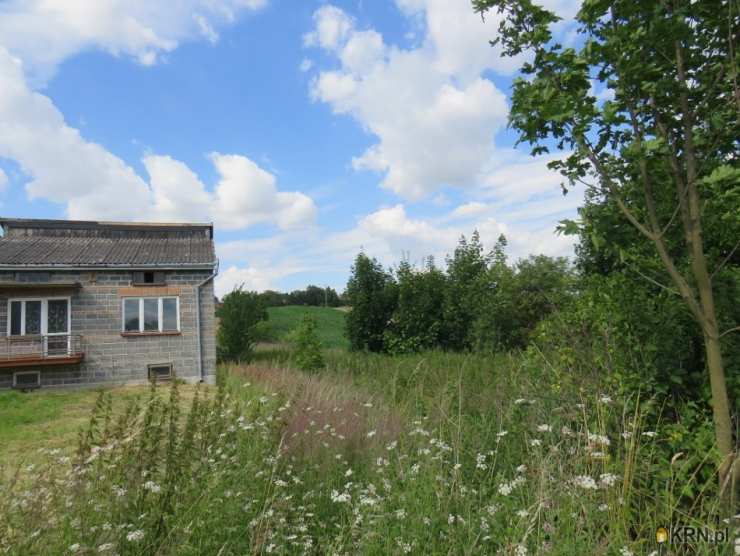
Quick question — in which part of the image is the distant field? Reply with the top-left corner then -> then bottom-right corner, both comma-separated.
265,305 -> 348,349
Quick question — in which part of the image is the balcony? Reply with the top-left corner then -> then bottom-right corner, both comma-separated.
0,335 -> 84,368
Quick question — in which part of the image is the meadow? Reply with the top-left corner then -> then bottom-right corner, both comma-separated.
0,346 -> 734,554
264,306 -> 350,350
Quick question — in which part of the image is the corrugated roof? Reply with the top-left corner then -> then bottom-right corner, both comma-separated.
0,236 -> 217,267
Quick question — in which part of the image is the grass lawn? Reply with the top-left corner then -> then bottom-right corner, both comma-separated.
265,305 -> 349,349
0,383 -> 204,471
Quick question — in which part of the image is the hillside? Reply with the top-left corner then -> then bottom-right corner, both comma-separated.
265,305 -> 348,349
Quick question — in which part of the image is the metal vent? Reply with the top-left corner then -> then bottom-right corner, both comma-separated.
13,371 -> 41,389
148,363 -> 173,382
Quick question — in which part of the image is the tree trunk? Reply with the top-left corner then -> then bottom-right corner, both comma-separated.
694,268 -> 740,511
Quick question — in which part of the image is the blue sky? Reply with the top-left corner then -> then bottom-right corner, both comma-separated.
0,0 -> 585,297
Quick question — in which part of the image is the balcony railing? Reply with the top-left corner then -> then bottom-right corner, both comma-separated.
0,334 -> 84,367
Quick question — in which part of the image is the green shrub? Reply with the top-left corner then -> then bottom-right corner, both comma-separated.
217,286 -> 267,362
289,312 -> 325,372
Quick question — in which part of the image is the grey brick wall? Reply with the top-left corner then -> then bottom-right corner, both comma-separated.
0,269 -> 217,388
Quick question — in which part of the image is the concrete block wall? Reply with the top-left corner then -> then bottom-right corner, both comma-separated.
0,269 -> 217,388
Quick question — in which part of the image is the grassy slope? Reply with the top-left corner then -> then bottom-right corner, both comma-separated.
0,384 -> 202,470
265,305 -> 348,349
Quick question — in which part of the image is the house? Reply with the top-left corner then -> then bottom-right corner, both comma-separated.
0,217 -> 218,389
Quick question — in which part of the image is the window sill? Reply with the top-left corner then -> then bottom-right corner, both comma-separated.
121,331 -> 181,337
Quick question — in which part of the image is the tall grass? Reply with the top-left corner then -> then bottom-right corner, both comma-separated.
0,353 -> 735,555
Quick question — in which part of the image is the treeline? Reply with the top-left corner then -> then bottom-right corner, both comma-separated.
257,285 -> 343,307
345,232 -> 573,354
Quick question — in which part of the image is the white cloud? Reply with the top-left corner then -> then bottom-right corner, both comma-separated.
306,2 -> 509,201
209,153 -> 317,230
299,58 -> 313,72
0,48 -> 153,219
0,47 -> 316,228
303,5 -> 354,50
0,0 -> 268,84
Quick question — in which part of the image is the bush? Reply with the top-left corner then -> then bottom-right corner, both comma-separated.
345,253 -> 397,352
289,312 -> 325,372
217,287 -> 267,362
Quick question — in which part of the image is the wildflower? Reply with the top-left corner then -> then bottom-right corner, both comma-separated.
598,504 -> 609,511
395,508 -> 407,520
599,395 -> 613,404
516,509 -> 529,518
97,544 -> 114,553
486,504 -> 498,516
619,547 -> 633,556
621,432 -> 633,440
515,545 -> 528,556
448,514 -> 455,525
453,463 -> 462,471
344,468 -> 353,477
536,424 -> 552,432
69,544 -> 81,553
516,464 -> 527,474
530,439 -> 542,447
126,530 -> 145,542
642,431 -> 657,438
330,490 -> 351,503
143,481 -> 161,493
573,475 -> 598,490
475,453 -> 487,470
599,473 -> 619,487
363,402 -> 373,408
113,486 -> 126,497
496,430 -> 508,438
514,398 -> 526,405
366,430 -> 376,438
410,463 -> 420,475
588,433 -> 610,446
386,441 -> 397,451
498,482 -> 513,496
274,479 -> 288,487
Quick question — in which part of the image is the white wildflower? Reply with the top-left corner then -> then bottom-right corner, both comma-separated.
619,547 -> 633,556
97,544 -> 114,553
69,544 -> 81,553
573,475 -> 598,490
366,430 -> 376,438
537,424 -> 552,432
330,490 -> 351,503
530,439 -> 542,447
126,530 -> 145,542
599,395 -> 613,404
642,431 -> 657,438
514,398 -> 527,405
516,464 -> 527,474
515,544 -> 528,556
516,509 -> 529,518
588,433 -> 610,446
143,481 -> 161,493
599,473 -> 619,487
344,468 -> 353,477
395,508 -> 406,520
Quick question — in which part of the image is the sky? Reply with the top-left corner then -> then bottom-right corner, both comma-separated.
0,0 -> 593,297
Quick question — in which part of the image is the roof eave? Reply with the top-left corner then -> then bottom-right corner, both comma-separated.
0,262 -> 218,270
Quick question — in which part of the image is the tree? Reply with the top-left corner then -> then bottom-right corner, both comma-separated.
216,286 -> 268,363
473,0 -> 738,494
385,256 -> 447,353
345,253 -> 397,352
442,231 -> 491,350
290,312 -> 325,372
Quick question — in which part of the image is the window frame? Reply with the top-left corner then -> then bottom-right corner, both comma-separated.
6,296 -> 71,337
121,296 -> 180,334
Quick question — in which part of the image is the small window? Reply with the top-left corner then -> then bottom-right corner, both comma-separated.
148,363 -> 173,382
162,298 -> 178,331
13,370 -> 41,389
133,271 -> 166,286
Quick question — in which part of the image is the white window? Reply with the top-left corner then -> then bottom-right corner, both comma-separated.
122,297 -> 180,333
7,297 -> 70,337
